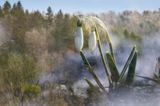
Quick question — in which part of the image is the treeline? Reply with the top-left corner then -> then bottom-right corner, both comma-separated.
100,10 -> 160,38
0,1 -> 78,51
0,1 -> 80,97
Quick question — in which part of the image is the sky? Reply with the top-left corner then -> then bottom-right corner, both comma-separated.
0,0 -> 160,14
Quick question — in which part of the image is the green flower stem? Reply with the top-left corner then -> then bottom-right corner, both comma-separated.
95,28 -> 112,86
80,51 -> 106,92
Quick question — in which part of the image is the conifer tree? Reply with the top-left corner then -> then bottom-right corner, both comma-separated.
46,6 -> 53,25
3,1 -> 11,14
0,6 -> 3,17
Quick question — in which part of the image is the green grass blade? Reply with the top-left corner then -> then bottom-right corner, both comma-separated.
125,51 -> 137,85
84,78 -> 97,90
80,51 -> 106,91
136,75 -> 160,84
119,46 -> 136,82
106,52 -> 119,82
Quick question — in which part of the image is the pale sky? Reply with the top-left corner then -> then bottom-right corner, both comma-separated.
0,0 -> 160,13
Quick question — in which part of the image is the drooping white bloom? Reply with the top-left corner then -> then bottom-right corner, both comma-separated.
74,25 -> 84,51
88,31 -> 97,51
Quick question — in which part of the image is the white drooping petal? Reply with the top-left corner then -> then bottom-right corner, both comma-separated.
88,31 -> 97,51
74,27 -> 84,51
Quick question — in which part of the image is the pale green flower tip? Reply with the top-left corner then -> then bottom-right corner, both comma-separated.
133,45 -> 138,52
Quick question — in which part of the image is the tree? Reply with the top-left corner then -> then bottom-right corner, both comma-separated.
124,29 -> 129,37
52,10 -> 64,51
56,9 -> 63,19
17,1 -> 23,10
123,10 -> 132,16
143,10 -> 150,15
46,6 -> 53,25
3,1 -> 11,14
62,14 -> 77,49
11,3 -> 17,15
27,11 -> 45,28
0,6 -> 3,17
11,1 -> 24,16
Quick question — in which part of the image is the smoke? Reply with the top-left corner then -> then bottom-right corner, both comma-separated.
99,86 -> 160,106
137,34 -> 160,77
96,33 -> 160,106
38,16 -> 160,106
72,31 -> 160,105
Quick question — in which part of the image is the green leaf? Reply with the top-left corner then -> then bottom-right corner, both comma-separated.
80,51 -> 92,68
95,27 -> 112,85
80,51 -> 106,91
84,78 -> 97,90
108,42 -> 115,63
84,78 -> 101,97
136,75 -> 160,84
125,51 -> 137,85
119,45 -> 136,82
106,52 -> 119,82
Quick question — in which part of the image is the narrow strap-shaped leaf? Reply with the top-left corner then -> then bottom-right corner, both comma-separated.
95,28 -> 112,85
84,78 -> 97,90
80,51 -> 106,91
154,74 -> 159,79
106,52 -> 119,82
80,51 -> 92,68
119,46 -> 136,82
125,52 -> 137,85
109,42 -> 115,63
105,32 -> 115,62
136,75 -> 160,84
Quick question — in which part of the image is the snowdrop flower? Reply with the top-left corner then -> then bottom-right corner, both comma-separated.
88,30 -> 97,51
74,20 -> 84,51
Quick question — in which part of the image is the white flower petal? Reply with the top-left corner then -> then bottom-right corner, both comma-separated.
88,31 -> 97,51
74,27 -> 84,51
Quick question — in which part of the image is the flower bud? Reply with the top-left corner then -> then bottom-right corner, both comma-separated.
88,31 -> 97,51
74,20 -> 84,51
